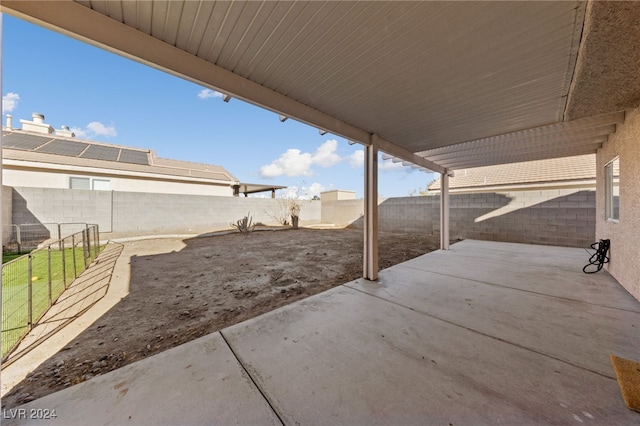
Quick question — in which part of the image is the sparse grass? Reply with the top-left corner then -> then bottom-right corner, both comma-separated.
2,245 -> 104,358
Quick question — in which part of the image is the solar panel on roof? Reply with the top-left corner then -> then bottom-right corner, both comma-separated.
80,145 -> 120,161
118,149 -> 149,165
36,139 -> 89,157
3,133 -> 53,151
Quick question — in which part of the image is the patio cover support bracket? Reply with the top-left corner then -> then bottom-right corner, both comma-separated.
363,134 -> 379,280
440,171 -> 450,250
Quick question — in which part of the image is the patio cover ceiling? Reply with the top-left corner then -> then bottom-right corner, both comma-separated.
3,1 -> 640,173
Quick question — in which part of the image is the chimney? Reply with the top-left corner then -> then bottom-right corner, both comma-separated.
20,112 -> 54,135
5,114 -> 12,129
56,125 -> 75,138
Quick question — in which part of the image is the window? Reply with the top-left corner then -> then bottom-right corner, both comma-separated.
605,157 -> 619,221
70,177 -> 90,190
92,179 -> 111,191
70,177 -> 111,191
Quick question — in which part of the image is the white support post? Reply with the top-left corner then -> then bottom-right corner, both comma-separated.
363,135 -> 379,280
440,172 -> 450,250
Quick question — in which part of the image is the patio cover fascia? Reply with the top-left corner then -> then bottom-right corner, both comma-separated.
233,183 -> 287,198
2,1 -> 638,281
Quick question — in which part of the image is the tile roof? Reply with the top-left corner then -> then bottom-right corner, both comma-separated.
428,154 -> 595,191
2,129 -> 238,183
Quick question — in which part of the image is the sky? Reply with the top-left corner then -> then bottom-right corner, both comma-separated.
1,15 -> 435,199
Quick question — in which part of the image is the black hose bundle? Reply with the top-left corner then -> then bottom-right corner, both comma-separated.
583,239 -> 610,274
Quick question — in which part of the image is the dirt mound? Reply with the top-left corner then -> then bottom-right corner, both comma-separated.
3,228 -> 442,408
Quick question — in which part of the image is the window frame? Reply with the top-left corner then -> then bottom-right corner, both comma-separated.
604,157 -> 620,222
69,176 -> 111,191
91,179 -> 112,191
69,176 -> 91,190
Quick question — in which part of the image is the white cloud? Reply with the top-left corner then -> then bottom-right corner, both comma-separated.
312,140 -> 341,167
278,186 -> 301,199
348,150 -> 364,168
276,182 -> 326,200
259,140 -> 342,178
259,149 -> 313,178
198,89 -> 224,99
305,182 -> 326,198
70,127 -> 88,138
71,121 -> 117,139
3,92 -> 20,112
87,121 -> 117,137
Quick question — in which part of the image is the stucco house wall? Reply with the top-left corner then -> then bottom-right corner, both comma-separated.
3,168 -> 232,196
596,107 -> 640,302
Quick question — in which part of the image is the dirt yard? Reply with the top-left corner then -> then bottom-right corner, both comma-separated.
4,228 -> 443,407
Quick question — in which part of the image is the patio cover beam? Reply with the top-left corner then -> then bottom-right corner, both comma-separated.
417,112 -> 624,158
441,145 -> 602,170
423,131 -> 612,162
437,138 -> 605,166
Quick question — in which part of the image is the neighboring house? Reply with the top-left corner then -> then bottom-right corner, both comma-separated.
1,113 -> 292,248
2,113 -> 279,197
427,154 -> 595,194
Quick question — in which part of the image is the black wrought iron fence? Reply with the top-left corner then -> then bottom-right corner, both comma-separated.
1,224 -> 101,360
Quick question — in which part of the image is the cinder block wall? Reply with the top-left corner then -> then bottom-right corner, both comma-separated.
321,199 -> 366,228
9,186 -> 594,247
322,189 -> 595,248
12,187 -> 113,231
110,192 -> 320,237
2,186 -> 13,244
446,190 -> 596,248
10,187 -> 321,239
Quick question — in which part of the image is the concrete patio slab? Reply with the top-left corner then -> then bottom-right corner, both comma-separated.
223,284 -> 638,425
4,240 -> 639,424
443,239 -> 592,268
403,240 -> 640,312
346,263 -> 640,378
2,332 -> 280,425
